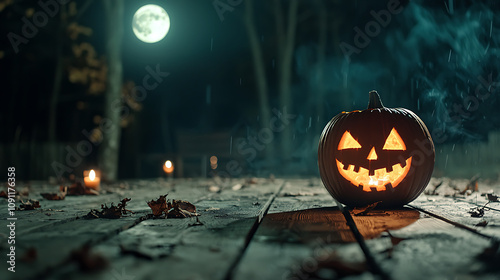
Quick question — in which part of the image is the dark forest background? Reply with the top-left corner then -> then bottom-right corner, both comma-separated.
0,0 -> 499,181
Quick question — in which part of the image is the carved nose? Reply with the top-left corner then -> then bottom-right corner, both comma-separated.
367,147 -> 378,160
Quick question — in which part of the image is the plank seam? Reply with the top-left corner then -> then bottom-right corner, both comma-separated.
335,200 -> 391,280
408,204 -> 500,245
223,181 -> 287,280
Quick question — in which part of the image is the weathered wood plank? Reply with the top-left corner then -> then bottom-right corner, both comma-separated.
365,213 -> 498,280
44,178 -> 285,280
234,179 -> 500,280
410,193 -> 500,240
232,179 -> 374,280
0,179 -> 216,280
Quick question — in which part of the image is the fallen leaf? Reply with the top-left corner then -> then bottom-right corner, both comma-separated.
147,194 -> 199,218
0,191 -> 7,198
468,202 -> 489,218
171,199 -> 196,213
352,201 -> 381,216
69,244 -> 108,272
147,194 -> 168,216
475,220 -> 488,227
41,187 -> 67,200
63,182 -> 99,196
83,198 -> 133,219
18,199 -> 41,210
487,193 -> 499,202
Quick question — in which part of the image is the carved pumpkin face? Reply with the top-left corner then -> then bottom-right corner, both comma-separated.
318,91 -> 435,207
336,128 -> 411,192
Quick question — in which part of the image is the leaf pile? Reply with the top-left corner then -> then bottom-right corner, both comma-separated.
83,198 -> 133,219
147,194 -> 199,218
41,186 -> 67,200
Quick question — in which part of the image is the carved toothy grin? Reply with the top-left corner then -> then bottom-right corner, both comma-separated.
336,157 -> 412,192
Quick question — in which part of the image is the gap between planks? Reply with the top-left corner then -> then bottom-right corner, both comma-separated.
26,184 -> 227,279
334,199 -> 391,280
408,204 -> 500,245
223,181 -> 287,280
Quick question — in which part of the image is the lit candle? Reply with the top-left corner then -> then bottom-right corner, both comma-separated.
163,160 -> 174,176
83,169 -> 101,190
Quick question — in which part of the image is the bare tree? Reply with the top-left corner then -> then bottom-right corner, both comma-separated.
273,0 -> 299,161
244,0 -> 273,159
99,0 -> 123,181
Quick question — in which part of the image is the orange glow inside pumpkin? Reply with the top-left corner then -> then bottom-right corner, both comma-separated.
336,157 -> 412,192
338,131 -> 361,149
336,128 -> 411,192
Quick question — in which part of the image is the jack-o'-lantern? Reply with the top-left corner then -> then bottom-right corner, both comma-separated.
318,91 -> 435,207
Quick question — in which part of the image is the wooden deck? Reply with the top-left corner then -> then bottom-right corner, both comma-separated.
1,177 -> 500,280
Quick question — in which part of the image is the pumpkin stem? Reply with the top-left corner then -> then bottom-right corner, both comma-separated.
368,90 -> 384,109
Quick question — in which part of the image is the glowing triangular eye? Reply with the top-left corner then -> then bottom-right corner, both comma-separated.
338,131 -> 362,150
383,128 -> 406,150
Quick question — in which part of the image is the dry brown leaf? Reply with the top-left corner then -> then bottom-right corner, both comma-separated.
475,220 -> 488,227
487,193 -> 499,202
147,195 -> 199,218
18,199 -> 40,211
69,245 -> 108,272
352,201 -> 381,216
468,202 -> 489,218
41,187 -> 67,200
83,198 -> 133,219
147,194 -> 168,216
63,182 -> 99,196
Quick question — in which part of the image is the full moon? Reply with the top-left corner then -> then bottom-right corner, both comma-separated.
132,5 -> 170,43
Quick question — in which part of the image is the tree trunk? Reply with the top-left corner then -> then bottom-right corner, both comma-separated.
274,0 -> 299,162
315,0 -> 327,130
48,6 -> 66,143
244,0 -> 273,159
99,0 -> 123,182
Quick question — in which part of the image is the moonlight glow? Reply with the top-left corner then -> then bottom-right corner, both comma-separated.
132,4 -> 170,43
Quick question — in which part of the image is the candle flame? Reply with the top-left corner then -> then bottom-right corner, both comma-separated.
165,160 -> 172,168
89,169 -> 96,181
